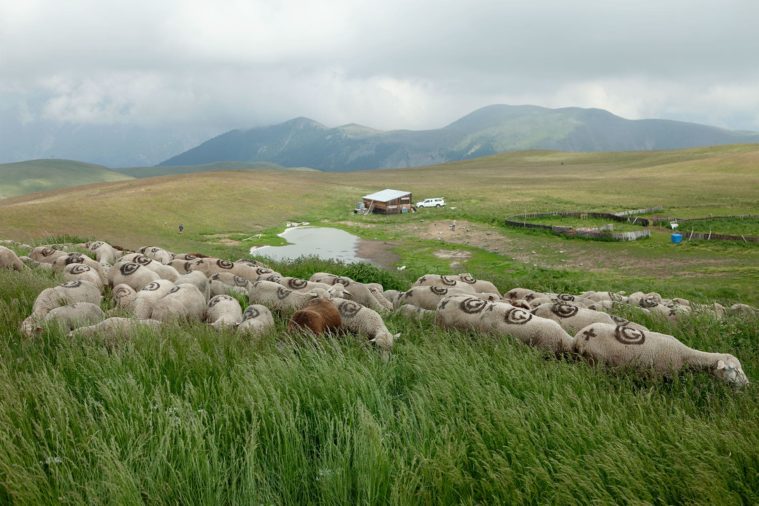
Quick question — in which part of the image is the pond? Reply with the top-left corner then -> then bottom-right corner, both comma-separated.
249,227 -> 372,264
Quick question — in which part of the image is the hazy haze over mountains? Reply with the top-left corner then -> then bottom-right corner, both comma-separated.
1,1 -> 758,167
161,105 -> 759,171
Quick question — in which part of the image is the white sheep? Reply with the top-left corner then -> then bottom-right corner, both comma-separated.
207,295 -> 244,329
247,280 -> 328,314
383,290 -> 402,307
237,304 -> 275,338
503,287 -> 548,304
108,262 -> 160,291
0,246 -> 24,271
29,246 -> 68,264
138,246 -> 174,265
132,279 -> 177,319
398,285 -> 480,310
397,304 -> 435,321
532,302 -> 617,334
435,296 -> 574,354
123,254 -> 179,281
728,303 -> 757,317
112,283 -> 137,310
209,272 -> 252,297
169,259 -> 194,274
149,284 -> 207,323
627,291 -> 663,309
189,258 -> 265,282
52,253 -> 108,285
43,302 -> 106,333
455,273 -> 501,296
69,317 -> 162,347
86,241 -> 120,265
573,323 -> 749,387
175,271 -> 211,301
329,297 -> 398,351
62,263 -> 104,291
30,280 -> 102,318
277,276 -> 331,292
308,274 -> 389,313
412,274 -> 477,294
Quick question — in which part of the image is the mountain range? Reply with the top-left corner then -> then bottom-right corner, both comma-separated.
160,105 -> 759,171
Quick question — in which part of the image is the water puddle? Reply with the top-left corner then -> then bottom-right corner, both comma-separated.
249,227 -> 372,264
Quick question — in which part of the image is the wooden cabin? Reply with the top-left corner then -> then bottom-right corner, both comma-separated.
361,189 -> 413,215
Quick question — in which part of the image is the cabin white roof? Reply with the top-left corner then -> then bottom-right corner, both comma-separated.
362,189 -> 411,202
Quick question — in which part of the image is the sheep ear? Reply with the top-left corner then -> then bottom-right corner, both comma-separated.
393,332 -> 401,339
716,360 -> 726,370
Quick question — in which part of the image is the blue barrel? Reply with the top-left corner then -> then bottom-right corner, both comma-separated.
671,233 -> 683,244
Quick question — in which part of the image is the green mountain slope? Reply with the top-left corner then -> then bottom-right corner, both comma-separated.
160,105 -> 759,171
0,159 -> 133,200
120,160 -> 319,178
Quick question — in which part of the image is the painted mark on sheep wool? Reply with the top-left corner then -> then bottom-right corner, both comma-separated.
64,254 -> 85,265
551,303 -> 579,318
60,280 -> 82,288
69,264 -> 91,274
120,263 -> 140,276
557,294 -> 575,302
639,297 -> 658,309
276,287 -> 291,300
288,279 -> 308,289
242,306 -> 260,321
250,227 -> 374,265
459,274 -> 476,284
504,308 -> 533,325
440,275 -> 457,286
614,326 -> 646,345
430,286 -> 448,295
233,276 -> 249,287
217,259 -> 234,269
141,282 -> 161,292
338,301 -> 362,318
460,298 -> 488,314
209,295 -> 233,307
581,328 -> 596,341
134,255 -> 152,266
113,286 -> 132,299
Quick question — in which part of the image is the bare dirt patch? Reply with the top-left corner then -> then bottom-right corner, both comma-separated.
357,239 -> 401,270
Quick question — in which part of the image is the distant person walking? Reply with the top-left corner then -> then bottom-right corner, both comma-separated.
178,223 -> 184,234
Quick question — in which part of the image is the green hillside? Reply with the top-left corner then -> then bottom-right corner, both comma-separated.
0,159 -> 133,200
120,161 -> 319,178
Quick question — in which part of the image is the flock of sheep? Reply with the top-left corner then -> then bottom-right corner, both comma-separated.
0,240 -> 754,388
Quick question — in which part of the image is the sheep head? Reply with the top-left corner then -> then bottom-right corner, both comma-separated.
714,355 -> 749,388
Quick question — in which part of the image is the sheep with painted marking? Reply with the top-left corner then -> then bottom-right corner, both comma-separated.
149,284 -> 207,323
398,285 -> 482,310
138,246 -> 175,265
42,302 -> 106,333
85,241 -> 120,265
237,304 -> 275,338
69,317 -> 162,347
119,254 -> 179,281
397,303 -> 435,321
175,271 -> 211,301
277,276 -> 331,292
504,287 -> 549,304
0,245 -> 24,271
109,262 -> 160,291
308,274 -> 390,312
21,280 -> 103,336
29,246 -> 68,264
288,298 -> 342,335
209,272 -> 252,297
132,280 -> 177,319
328,298 -> 398,351
62,263 -> 104,291
207,295 -> 244,329
189,258 -> 265,282
435,296 -> 574,354
455,273 -> 501,296
52,253 -> 108,285
532,302 -> 618,334
112,283 -> 137,310
247,280 -> 330,314
412,274 -> 477,294
573,323 -> 749,387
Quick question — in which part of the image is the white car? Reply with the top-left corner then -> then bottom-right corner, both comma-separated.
416,197 -> 446,208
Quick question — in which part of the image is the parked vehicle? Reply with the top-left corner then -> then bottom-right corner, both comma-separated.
416,197 -> 446,208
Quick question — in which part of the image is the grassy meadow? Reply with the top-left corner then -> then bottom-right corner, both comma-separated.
1,144 -> 758,503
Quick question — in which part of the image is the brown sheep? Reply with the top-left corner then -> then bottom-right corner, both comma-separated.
288,298 -> 342,335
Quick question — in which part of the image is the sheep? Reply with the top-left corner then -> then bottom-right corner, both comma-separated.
308,274 -> 389,313
169,259 -> 194,274
728,303 -> 757,317
532,302 -> 618,334
288,298 -> 342,335
277,276 -> 331,292
412,274 -> 477,294
119,254 -> 179,281
21,280 -> 103,336
175,252 -> 210,261
209,272 -> 252,297
583,291 -> 629,304
0,246 -> 24,271
189,258 -> 264,282
397,304 -> 435,321
368,285 -> 395,311
627,292 -> 663,309
85,241 -> 119,265
504,287 -> 548,304
43,302 -> 106,333
175,271 -> 211,301
69,317 -> 162,347
112,283 -> 137,310
108,262 -> 160,291
149,284 -> 207,323
237,304 -> 275,338
435,296 -> 574,354
29,246 -> 68,264
138,246 -> 174,265
207,295 -> 244,329
383,289 -> 402,307
573,323 -> 749,387
455,273 -> 501,296
608,315 -> 648,332
20,256 -> 53,270
258,272 -> 282,283
52,253 -> 108,285
247,280 -> 329,314
62,263 -> 104,291
328,297 -> 398,351
398,285 -> 480,310
132,280 -> 177,319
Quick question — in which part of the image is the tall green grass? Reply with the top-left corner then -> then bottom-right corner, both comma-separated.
0,263 -> 757,504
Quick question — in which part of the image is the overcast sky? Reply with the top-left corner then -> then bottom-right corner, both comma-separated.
2,0 -> 758,135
